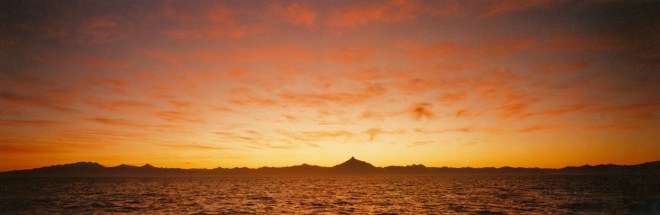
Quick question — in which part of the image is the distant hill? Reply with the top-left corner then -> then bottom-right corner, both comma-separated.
1,158 -> 659,177
331,156 -> 378,174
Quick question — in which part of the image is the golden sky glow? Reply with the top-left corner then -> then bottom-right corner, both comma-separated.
1,0 -> 659,171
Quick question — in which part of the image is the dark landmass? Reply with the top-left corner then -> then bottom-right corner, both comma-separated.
1,157 -> 659,177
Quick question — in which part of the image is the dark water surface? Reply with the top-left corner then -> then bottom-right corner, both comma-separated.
1,175 -> 659,214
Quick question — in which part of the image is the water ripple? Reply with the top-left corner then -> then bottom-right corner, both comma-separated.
0,175 -> 658,214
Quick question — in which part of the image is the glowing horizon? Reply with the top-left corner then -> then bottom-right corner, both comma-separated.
1,0 -> 659,171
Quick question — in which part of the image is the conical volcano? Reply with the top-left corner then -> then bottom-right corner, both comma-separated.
332,157 -> 378,173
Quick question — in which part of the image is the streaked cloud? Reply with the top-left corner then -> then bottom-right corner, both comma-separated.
1,0 -> 658,170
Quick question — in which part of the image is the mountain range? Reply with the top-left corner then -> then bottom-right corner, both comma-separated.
2,157 -> 659,177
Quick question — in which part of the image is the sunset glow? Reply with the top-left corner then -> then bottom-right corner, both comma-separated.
1,0 -> 659,171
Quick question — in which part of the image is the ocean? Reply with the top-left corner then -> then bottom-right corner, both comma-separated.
1,175 -> 658,214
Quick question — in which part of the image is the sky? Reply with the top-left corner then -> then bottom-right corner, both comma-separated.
1,0 -> 659,171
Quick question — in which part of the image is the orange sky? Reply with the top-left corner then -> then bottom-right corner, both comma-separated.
1,0 -> 659,171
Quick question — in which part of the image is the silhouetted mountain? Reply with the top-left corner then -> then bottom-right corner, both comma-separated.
49,162 -> 105,170
4,162 -> 107,177
332,156 -> 378,174
384,164 -> 428,174
1,158 -> 659,177
560,161 -> 660,175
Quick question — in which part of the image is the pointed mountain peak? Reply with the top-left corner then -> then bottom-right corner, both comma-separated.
342,156 -> 366,164
332,157 -> 377,173
142,164 -> 155,168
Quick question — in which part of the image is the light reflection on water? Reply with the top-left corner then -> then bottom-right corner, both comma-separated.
1,175 -> 658,214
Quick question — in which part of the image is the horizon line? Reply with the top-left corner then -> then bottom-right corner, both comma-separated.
4,157 -> 659,172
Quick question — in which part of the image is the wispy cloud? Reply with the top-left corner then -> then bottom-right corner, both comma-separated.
270,2 -> 317,28
159,143 -> 231,151
0,119 -> 61,127
327,0 -> 421,28
411,103 -> 434,120
1,0 -> 659,169
479,0 -> 553,17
